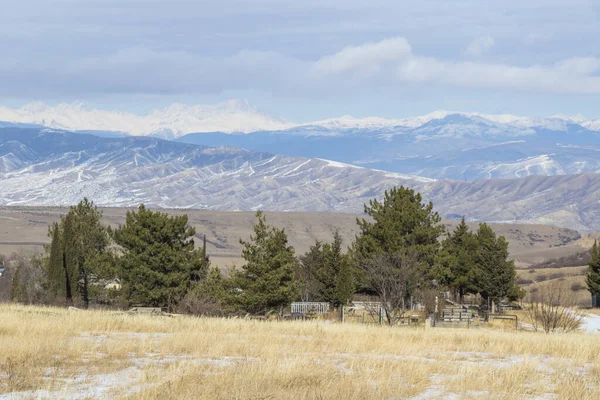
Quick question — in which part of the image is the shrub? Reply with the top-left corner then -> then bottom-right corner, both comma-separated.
525,282 -> 586,333
516,278 -> 534,285
571,282 -> 584,292
536,274 -> 548,282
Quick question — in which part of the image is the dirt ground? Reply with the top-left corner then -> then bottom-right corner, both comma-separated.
0,206 -> 590,269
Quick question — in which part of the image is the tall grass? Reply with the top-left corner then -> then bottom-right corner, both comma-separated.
1,304 -> 599,399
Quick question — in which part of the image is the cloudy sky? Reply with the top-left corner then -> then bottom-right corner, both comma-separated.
1,0 -> 599,121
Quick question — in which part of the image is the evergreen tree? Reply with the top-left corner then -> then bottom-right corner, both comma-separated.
113,204 -> 208,309
318,231 -> 354,306
334,255 -> 355,306
61,212 -> 79,305
474,223 -> 516,307
298,241 -> 325,302
442,217 -> 479,302
43,199 -> 110,307
231,211 -> 297,314
352,186 -> 445,292
46,222 -> 66,302
10,265 -> 28,304
70,198 -> 110,308
353,186 -> 444,265
586,241 -> 600,298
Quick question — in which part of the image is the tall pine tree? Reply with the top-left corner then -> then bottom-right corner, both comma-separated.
10,265 -> 28,304
46,222 -> 66,303
298,241 -> 324,302
442,217 -> 479,302
474,223 -> 516,308
586,241 -> 600,301
317,231 -> 354,306
353,186 -> 444,265
352,186 -> 445,292
231,211 -> 297,315
44,199 -> 109,307
113,204 -> 208,309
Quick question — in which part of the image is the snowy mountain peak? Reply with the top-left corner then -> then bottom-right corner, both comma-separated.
0,101 -> 598,137
0,100 -> 293,137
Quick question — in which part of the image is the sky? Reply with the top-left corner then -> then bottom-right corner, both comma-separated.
1,0 -> 599,122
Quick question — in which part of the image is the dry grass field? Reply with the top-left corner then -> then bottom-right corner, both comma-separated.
0,207 -> 588,269
1,304 -> 600,399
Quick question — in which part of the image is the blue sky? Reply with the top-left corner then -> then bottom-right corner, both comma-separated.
1,0 -> 599,121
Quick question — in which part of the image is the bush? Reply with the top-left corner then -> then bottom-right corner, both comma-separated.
176,267 -> 231,317
531,250 -> 591,269
525,282 -> 586,333
536,274 -> 548,282
516,278 -> 534,285
549,272 -> 566,280
571,282 -> 585,292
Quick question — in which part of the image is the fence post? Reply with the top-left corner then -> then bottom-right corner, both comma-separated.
378,307 -> 383,325
340,306 -> 345,323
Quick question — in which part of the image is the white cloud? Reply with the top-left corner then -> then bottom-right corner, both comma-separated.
1,36 -> 600,99
311,37 -> 412,76
465,36 -> 495,56
312,37 -> 600,95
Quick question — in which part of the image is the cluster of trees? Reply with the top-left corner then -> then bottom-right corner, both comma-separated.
586,241 -> 600,302
11,200 -> 210,310
8,187 -> 521,318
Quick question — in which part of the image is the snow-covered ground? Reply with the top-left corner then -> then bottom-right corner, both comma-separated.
580,313 -> 600,333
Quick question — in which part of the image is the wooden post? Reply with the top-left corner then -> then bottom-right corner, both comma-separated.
340,306 -> 345,323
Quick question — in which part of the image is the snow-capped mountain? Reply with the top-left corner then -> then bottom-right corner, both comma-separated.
0,100 -> 293,138
179,114 -> 600,180
2,127 -> 600,232
0,100 -> 598,138
583,119 -> 600,131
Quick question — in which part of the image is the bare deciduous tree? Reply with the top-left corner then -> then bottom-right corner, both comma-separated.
360,252 -> 421,325
525,282 -> 587,333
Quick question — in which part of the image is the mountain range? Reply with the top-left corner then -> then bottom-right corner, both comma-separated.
2,101 -> 599,181
2,127 -> 600,232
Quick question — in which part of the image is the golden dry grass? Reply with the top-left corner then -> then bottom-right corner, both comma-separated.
1,304 -> 600,399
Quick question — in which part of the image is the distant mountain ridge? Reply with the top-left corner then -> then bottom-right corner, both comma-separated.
179,114 -> 600,180
0,101 -> 598,138
3,101 -> 598,181
2,127 -> 600,232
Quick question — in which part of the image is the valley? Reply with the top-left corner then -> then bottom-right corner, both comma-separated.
0,207 -> 587,269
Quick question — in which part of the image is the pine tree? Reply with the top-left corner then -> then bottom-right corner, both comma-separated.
586,241 -> 600,298
298,241 -> 325,302
334,255 -> 355,306
443,217 -> 479,302
317,231 -> 354,306
231,211 -> 297,315
353,186 -> 444,265
61,212 -> 79,306
10,266 -> 28,304
46,222 -> 66,303
352,186 -> 445,292
113,204 -> 207,309
474,223 -> 516,308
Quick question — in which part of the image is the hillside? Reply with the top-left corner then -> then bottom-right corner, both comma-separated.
0,207 -> 584,269
2,128 -> 600,231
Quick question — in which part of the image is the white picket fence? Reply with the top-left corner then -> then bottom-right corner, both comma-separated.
291,302 -> 330,314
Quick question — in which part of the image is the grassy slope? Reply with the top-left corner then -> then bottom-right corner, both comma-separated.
1,304 -> 599,399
